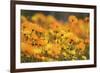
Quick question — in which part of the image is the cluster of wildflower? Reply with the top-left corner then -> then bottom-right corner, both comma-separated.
21,13 -> 90,62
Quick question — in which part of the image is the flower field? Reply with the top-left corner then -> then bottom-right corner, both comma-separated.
21,12 -> 90,62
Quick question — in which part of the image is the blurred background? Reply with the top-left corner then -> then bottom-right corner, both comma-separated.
21,10 -> 89,22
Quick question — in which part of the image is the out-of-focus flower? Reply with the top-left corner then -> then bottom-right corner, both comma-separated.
76,41 -> 85,52
84,17 -> 89,24
68,15 -> 78,25
84,38 -> 90,44
32,13 -> 46,25
46,15 -> 61,30
82,56 -> 87,60
21,42 -> 34,56
21,16 -> 28,23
